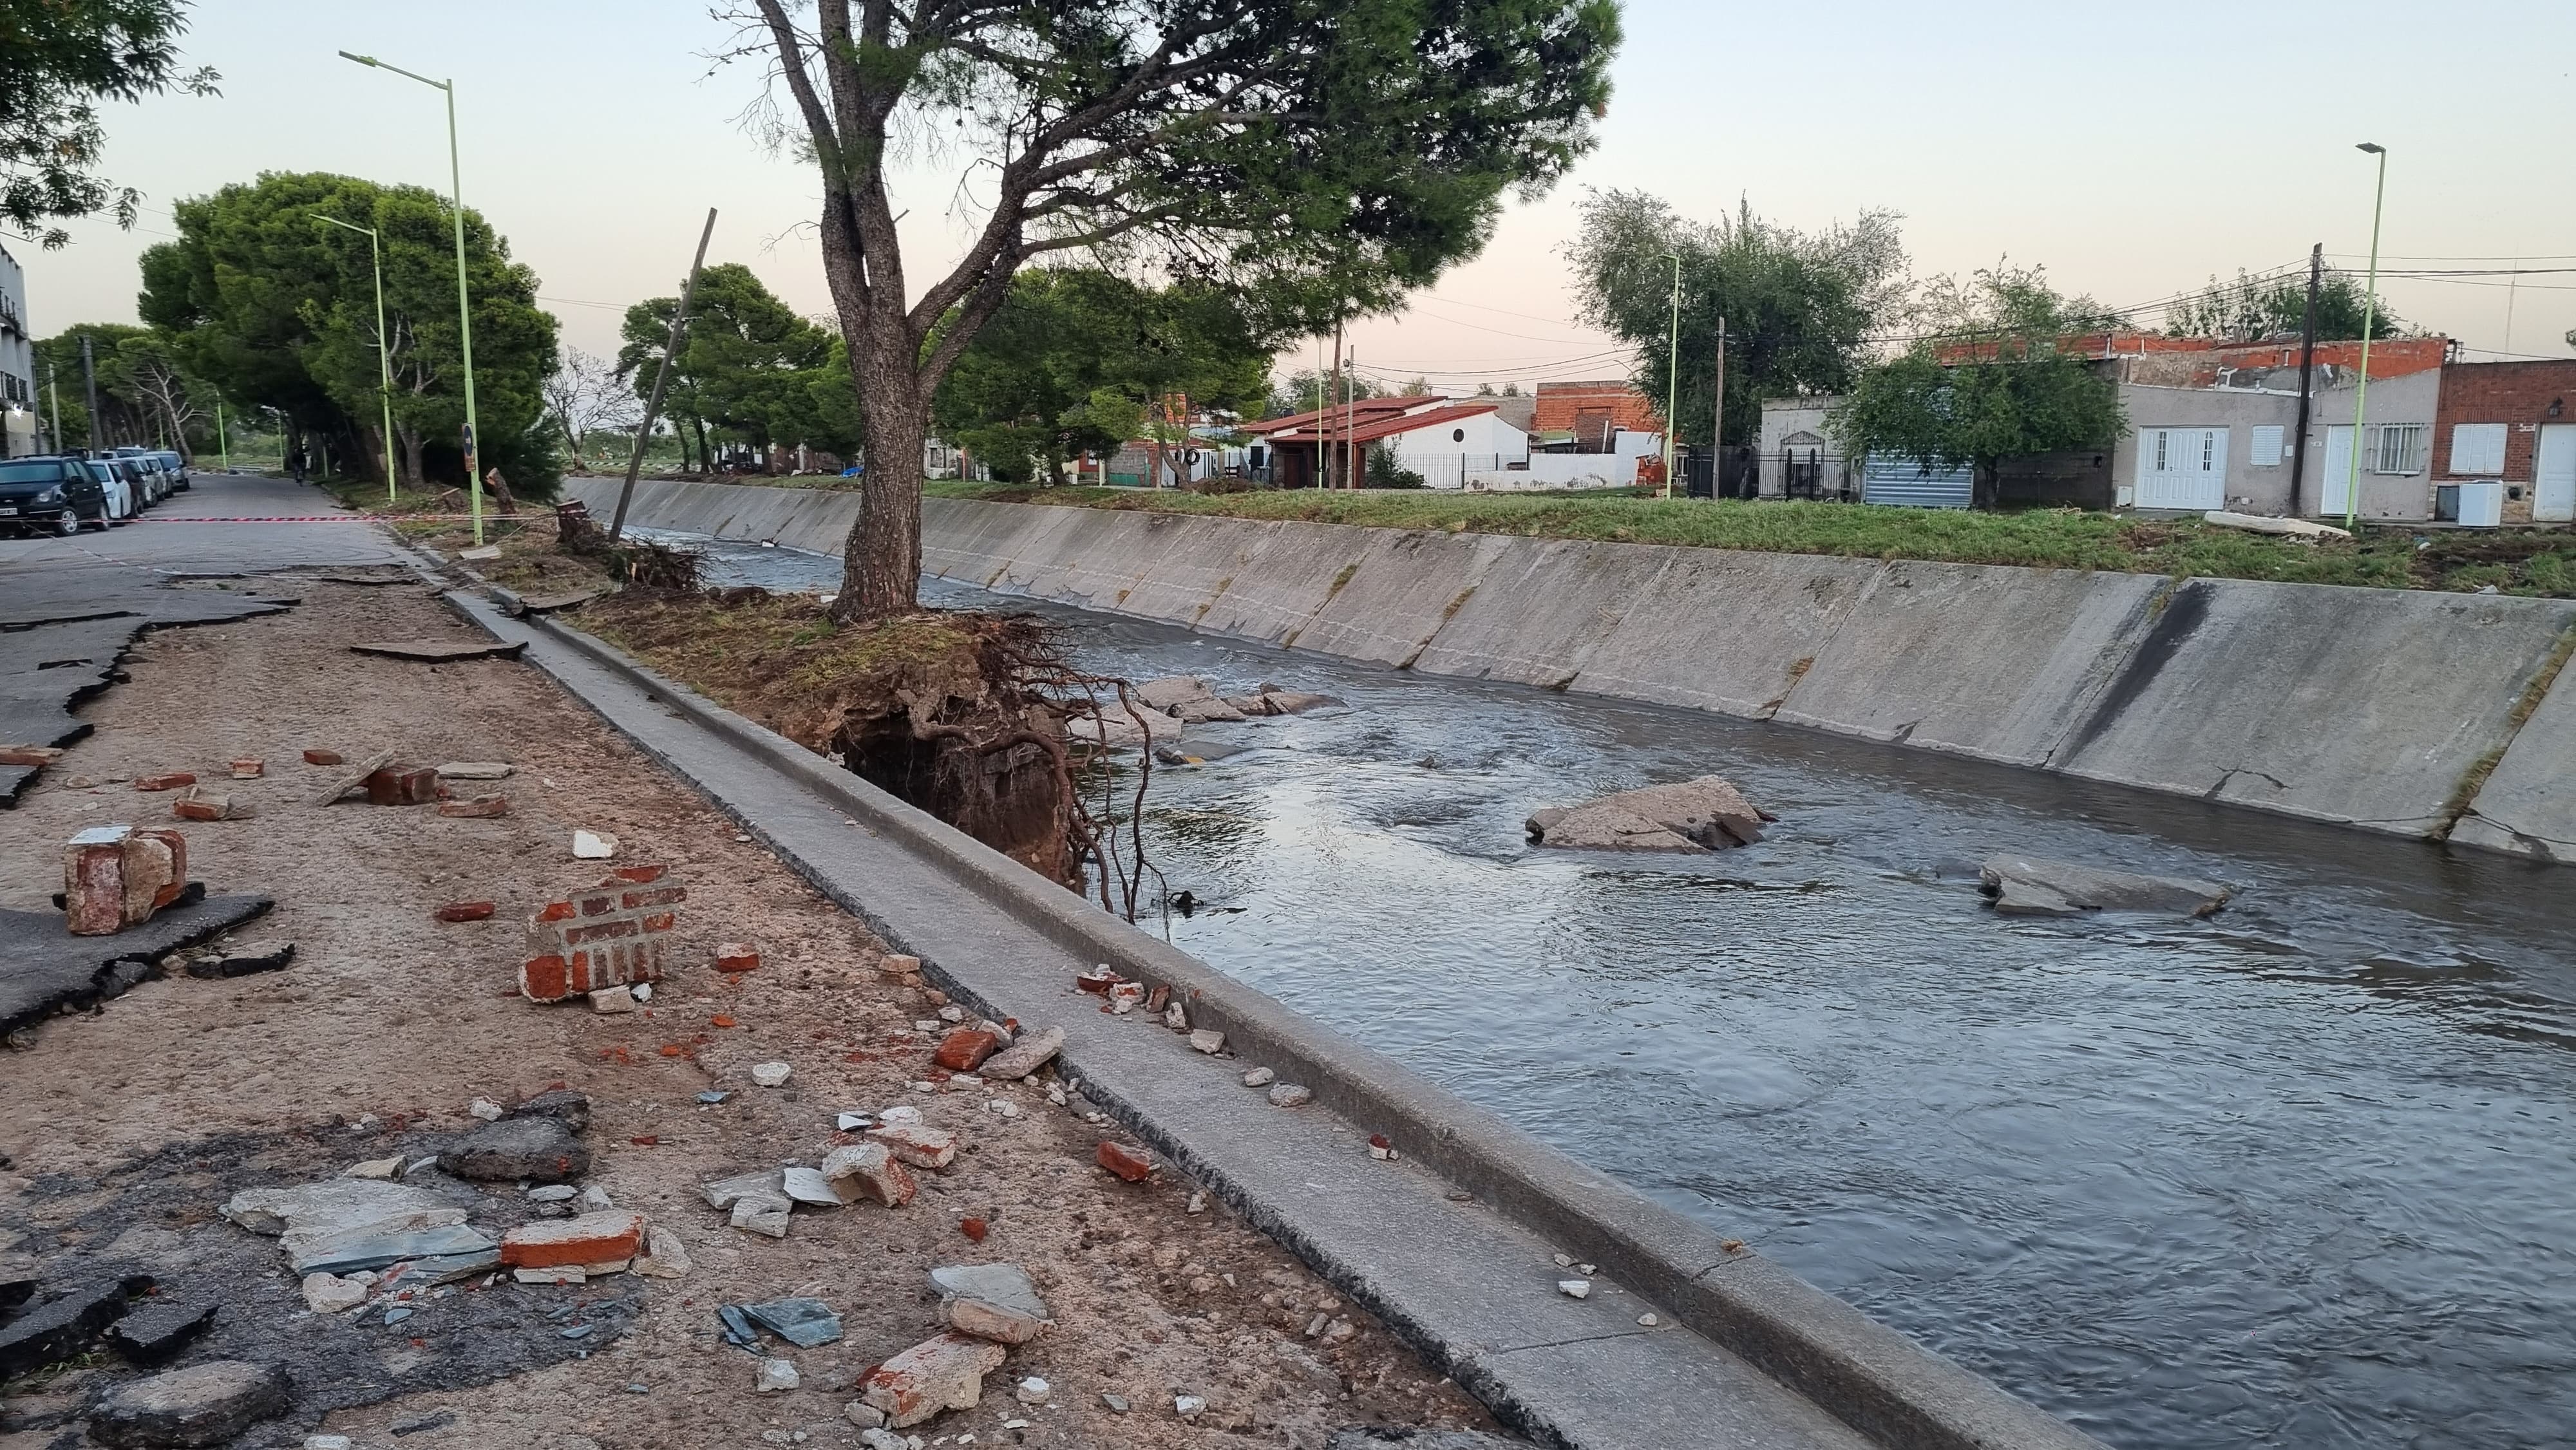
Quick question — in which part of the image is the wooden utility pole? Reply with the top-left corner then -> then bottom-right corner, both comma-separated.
1345,348 -> 1359,488
1324,319 -> 1343,490
1710,315 -> 1728,498
610,208 -> 717,543
2288,243 -> 2322,518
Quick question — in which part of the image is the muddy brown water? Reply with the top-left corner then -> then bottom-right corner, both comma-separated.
668,531 -> 2576,1450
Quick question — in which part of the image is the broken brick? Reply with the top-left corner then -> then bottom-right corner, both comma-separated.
0,746 -> 65,767
867,1123 -> 958,1171
63,825 -> 187,936
858,1333 -> 1008,1429
133,773 -> 195,793
172,791 -> 232,822
301,749 -> 344,766
437,795 -> 509,818
820,1142 -> 916,1207
1074,968 -> 1120,995
435,901 -> 496,923
959,1218 -> 988,1243
714,942 -> 761,974
366,766 -> 439,806
1095,1141 -> 1156,1183
228,758 -> 264,779
932,1030 -> 998,1073
520,870 -> 685,1002
499,1210 -> 645,1270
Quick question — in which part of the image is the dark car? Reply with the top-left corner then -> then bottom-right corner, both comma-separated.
151,449 -> 190,491
0,457 -> 110,536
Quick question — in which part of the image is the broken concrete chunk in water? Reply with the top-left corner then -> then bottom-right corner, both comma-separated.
743,1296 -> 844,1348
87,1360 -> 291,1449
978,1026 -> 1063,1080
929,1263 -> 1049,1345
1137,676 -> 1215,712
1978,854 -> 2231,917
860,1332 -> 1010,1427
442,1115 -> 590,1183
1528,775 -> 1769,853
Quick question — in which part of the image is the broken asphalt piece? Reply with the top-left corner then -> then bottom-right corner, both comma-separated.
860,1332 -> 1009,1428
1224,687 -> 1343,717
182,940 -> 293,979
743,1296 -> 844,1348
930,1263 -> 1048,1345
87,1360 -> 292,1449
388,1409 -> 456,1436
63,824 -> 191,935
507,1088 -> 594,1133
307,751 -> 395,807
349,638 -> 527,663
442,1115 -> 591,1183
977,1026 -> 1063,1080
1979,854 -> 2232,918
0,893 -> 270,1038
1527,775 -> 1769,853
0,1276 -> 153,1376
500,1210 -> 645,1270
105,1299 -> 218,1365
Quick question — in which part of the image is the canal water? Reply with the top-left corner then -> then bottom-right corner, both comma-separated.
664,530 -> 2576,1450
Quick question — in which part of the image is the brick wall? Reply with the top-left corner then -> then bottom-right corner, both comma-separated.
520,865 -> 685,1002
1531,382 -> 1663,435
2433,361 -> 2576,482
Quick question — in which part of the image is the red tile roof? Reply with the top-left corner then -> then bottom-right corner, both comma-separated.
1260,401 -> 1501,447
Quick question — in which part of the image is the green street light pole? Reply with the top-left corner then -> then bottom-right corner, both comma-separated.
1660,252 -> 1681,500
316,214 -> 399,505
341,50 -> 482,542
2345,142 -> 2389,532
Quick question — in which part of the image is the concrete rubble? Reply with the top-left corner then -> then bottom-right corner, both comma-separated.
1980,854 -> 2233,917
85,1360 -> 292,1448
929,1263 -> 1050,1345
1527,775 -> 1770,853
978,1025 -> 1063,1078
858,1332 -> 1009,1427
820,1142 -> 917,1207
442,1115 -> 591,1183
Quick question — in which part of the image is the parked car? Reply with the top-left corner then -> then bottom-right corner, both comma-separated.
116,450 -> 173,506
85,459 -> 137,522
152,449 -> 190,491
113,446 -> 189,499
0,456 -> 111,536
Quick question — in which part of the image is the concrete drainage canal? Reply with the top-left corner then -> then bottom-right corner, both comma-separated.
640,527 -> 2576,1450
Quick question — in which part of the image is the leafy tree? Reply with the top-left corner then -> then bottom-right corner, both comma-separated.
616,264 -> 838,473
1568,190 -> 1908,448
2166,267 -> 2404,342
138,171 -> 560,493
1832,265 -> 2126,508
934,268 -> 1271,485
726,0 -> 1620,621
542,348 -> 637,469
3,0 -> 220,248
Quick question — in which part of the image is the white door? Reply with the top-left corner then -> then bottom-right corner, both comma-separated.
2136,428 -> 2228,510
2536,424 -> 2576,523
2319,426 -> 2354,516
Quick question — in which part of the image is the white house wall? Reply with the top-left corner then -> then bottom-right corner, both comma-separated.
2112,370 -> 2440,520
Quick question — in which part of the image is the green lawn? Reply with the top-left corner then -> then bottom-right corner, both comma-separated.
921,482 -> 2576,597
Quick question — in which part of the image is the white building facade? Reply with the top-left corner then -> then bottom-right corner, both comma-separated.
0,243 -> 39,458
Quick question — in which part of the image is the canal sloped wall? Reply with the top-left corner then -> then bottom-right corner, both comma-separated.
562,478 -> 2576,860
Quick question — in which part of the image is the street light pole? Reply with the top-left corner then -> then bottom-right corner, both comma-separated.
317,214 -> 399,505
2346,142 -> 2389,532
1660,252 -> 1680,500
341,50 -> 482,542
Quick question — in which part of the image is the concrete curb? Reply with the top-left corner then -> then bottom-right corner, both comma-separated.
429,578 -> 2102,1450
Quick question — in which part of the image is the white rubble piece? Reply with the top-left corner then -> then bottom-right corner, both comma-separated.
343,1156 -> 403,1181
701,1169 -> 788,1211
781,1166 -> 844,1208
526,1185 -> 578,1203
467,1097 -> 504,1122
1015,1376 -> 1051,1405
223,1179 -> 461,1240
1267,1083 -> 1313,1108
757,1358 -> 802,1393
571,829 -> 619,859
930,1262 -> 1050,1345
866,1122 -> 958,1170
1162,1001 -> 1188,1031
1189,1029 -> 1226,1055
1527,775 -> 1769,853
299,1272 -> 368,1313
1558,1279 -> 1592,1299
1241,1067 -> 1274,1088
515,1265 -> 585,1285
2203,509 -> 2353,540
751,1061 -> 793,1088
633,1225 -> 693,1279
730,1196 -> 793,1238
589,985 -> 637,1013
859,1332 -> 1009,1427
977,1026 -> 1063,1079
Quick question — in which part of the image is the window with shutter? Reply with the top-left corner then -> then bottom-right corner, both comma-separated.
2250,426 -> 2284,466
2449,422 -> 2507,475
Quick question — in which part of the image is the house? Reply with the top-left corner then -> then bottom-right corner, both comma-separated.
0,243 -> 36,458
1246,397 -> 1529,489
2112,365 -> 2441,520
1756,399 -> 1850,500
1531,381 -> 1662,453
2430,360 -> 2576,525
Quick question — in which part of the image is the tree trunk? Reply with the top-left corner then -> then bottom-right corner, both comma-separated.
691,417 -> 711,478
835,366 -> 927,623
397,426 -> 426,489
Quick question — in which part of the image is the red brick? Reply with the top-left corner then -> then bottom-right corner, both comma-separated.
133,773 -> 195,792
577,891 -> 618,917
639,912 -> 674,932
437,795 -> 509,818
522,954 -> 570,1001
611,865 -> 666,883
959,1217 -> 988,1243
436,901 -> 497,923
172,794 -> 230,822
620,885 -> 685,909
301,748 -> 344,766
1095,1140 -> 1156,1183
534,901 -> 576,923
715,942 -> 761,973
365,766 -> 439,805
1075,968 -> 1120,994
0,746 -> 64,767
499,1210 -> 645,1269
933,1030 -> 998,1073
228,758 -> 264,779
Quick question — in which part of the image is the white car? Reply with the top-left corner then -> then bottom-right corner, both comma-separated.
85,460 -> 136,522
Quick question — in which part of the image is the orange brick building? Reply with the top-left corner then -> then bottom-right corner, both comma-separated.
1531,381 -> 1664,451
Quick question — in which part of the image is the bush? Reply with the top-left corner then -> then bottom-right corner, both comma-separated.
1367,445 -> 1426,490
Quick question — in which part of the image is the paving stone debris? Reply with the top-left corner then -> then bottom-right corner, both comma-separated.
435,761 -> 514,780
348,638 -> 527,663
859,1332 -> 1009,1427
442,1115 -> 591,1183
1979,853 -> 2234,917
307,751 -> 395,807
343,1156 -> 404,1180
730,1197 -> 793,1238
1527,775 -> 1770,853
63,824 -> 191,935
521,866 -> 682,1002
976,1026 -> 1063,1079
929,1262 -> 1050,1345
781,1165 -> 844,1207
743,1295 -> 844,1348
87,1359 -> 292,1449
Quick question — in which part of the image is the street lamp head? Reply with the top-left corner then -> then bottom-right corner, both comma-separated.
2356,142 -> 2385,155
339,50 -> 379,66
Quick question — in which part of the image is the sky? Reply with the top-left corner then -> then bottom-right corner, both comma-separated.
16,0 -> 2575,397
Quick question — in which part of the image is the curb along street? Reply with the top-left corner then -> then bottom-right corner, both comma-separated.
423,569 -> 2105,1450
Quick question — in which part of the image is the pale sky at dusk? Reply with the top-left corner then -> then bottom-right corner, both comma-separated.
19,0 -> 2575,395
